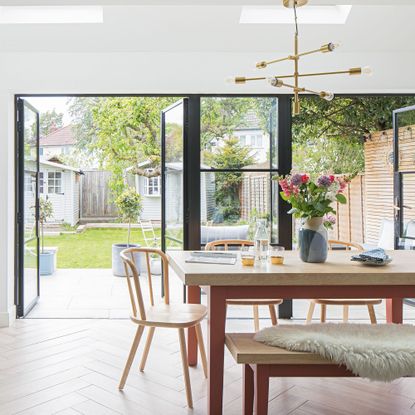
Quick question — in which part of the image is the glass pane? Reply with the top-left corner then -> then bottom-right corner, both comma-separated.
200,97 -> 278,170
396,109 -> 415,172
200,172 -> 278,245
402,173 -> 415,248
164,103 -> 184,249
23,104 -> 39,312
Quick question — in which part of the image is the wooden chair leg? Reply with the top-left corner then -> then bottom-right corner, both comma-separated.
119,325 -> 144,389
368,304 -> 377,324
195,323 -> 208,378
306,301 -> 315,323
254,365 -> 269,415
343,305 -> 349,323
253,305 -> 260,332
268,305 -> 278,326
139,326 -> 155,372
178,328 -> 193,408
243,364 -> 254,415
320,304 -> 327,323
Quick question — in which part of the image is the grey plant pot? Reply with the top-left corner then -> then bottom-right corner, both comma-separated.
112,243 -> 141,277
40,251 -> 56,276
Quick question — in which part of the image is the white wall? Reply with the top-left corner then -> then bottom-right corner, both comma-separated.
1,50 -> 415,325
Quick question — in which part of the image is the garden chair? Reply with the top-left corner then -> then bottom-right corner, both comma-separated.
306,240 -> 382,324
119,247 -> 208,408
205,239 -> 283,331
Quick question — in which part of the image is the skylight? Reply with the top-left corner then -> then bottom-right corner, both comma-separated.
0,6 -> 104,24
240,5 -> 352,25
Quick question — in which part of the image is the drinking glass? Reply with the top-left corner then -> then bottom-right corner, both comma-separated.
269,246 -> 285,265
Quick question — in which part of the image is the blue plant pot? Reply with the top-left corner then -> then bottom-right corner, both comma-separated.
298,218 -> 328,263
112,243 -> 141,277
40,251 -> 56,275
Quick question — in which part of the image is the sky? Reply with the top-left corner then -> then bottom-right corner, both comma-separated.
25,96 -> 73,125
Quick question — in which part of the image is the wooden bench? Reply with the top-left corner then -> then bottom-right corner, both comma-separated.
225,333 -> 356,415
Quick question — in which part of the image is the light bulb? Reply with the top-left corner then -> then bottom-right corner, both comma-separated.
322,91 -> 335,101
267,77 -> 282,87
361,66 -> 373,76
225,77 -> 236,84
328,41 -> 342,51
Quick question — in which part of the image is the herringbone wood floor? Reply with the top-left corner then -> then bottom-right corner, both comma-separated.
2,318 -> 415,415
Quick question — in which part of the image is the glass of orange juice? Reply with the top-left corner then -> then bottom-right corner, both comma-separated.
241,246 -> 255,266
270,246 -> 285,265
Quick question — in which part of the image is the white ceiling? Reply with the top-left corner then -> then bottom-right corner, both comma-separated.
0,4 -> 413,53
0,1 -> 413,94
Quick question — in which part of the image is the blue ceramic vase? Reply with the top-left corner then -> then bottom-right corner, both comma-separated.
298,217 -> 328,263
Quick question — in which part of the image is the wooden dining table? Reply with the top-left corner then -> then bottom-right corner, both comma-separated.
167,249 -> 415,415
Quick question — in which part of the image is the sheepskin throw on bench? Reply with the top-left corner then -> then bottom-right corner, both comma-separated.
254,323 -> 415,382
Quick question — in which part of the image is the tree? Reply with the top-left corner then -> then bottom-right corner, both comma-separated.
40,109 -> 64,137
114,188 -> 142,246
292,96 -> 415,175
69,96 -> 177,195
205,137 -> 254,222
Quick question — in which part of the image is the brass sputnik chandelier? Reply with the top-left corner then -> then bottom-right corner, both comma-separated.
228,0 -> 372,115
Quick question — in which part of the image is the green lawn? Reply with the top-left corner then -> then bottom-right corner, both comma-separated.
40,228 -> 160,268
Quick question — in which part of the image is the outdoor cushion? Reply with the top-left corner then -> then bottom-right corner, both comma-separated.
200,225 -> 249,245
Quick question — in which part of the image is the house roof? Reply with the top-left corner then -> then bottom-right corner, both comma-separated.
39,159 -> 83,174
40,125 -> 76,147
235,110 -> 261,131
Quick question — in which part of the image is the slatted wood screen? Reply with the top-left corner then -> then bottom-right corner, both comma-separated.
81,170 -> 118,219
364,126 -> 415,245
241,174 -> 269,220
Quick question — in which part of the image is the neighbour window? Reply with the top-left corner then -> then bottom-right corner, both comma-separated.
251,134 -> 263,147
47,171 -> 62,194
144,176 -> 160,196
39,172 -> 44,193
39,148 -> 44,156
239,135 -> 246,146
24,175 -> 33,192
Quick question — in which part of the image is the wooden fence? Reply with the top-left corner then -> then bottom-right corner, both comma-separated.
240,173 -> 269,220
80,170 -> 118,220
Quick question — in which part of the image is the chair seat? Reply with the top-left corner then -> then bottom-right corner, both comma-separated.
312,299 -> 382,306
131,303 -> 207,328
227,299 -> 283,306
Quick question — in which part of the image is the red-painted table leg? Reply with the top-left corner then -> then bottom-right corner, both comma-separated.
243,364 -> 254,415
187,285 -> 201,366
207,286 -> 227,415
254,365 -> 270,415
386,298 -> 403,323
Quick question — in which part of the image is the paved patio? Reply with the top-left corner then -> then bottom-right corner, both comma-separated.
27,268 -> 415,322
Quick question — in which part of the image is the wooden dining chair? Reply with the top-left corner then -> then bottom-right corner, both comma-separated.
119,247 -> 208,408
306,240 -> 382,324
205,239 -> 283,331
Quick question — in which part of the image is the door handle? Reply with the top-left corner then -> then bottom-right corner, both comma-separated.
393,205 -> 401,211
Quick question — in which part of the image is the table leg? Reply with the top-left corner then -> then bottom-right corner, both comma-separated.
207,286 -> 227,415
187,285 -> 201,366
243,364 -> 254,415
254,365 -> 269,415
386,298 -> 403,323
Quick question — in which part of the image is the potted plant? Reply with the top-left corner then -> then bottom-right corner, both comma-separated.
112,188 -> 143,277
278,173 -> 348,263
39,197 -> 56,275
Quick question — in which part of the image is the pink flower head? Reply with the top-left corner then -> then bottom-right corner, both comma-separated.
324,214 -> 336,225
329,175 -> 335,183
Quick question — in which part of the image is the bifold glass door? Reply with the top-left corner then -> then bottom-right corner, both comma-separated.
16,99 -> 40,317
393,105 -> 415,250
161,99 -> 188,252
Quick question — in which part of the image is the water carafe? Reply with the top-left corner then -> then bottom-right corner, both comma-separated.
254,219 -> 269,262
